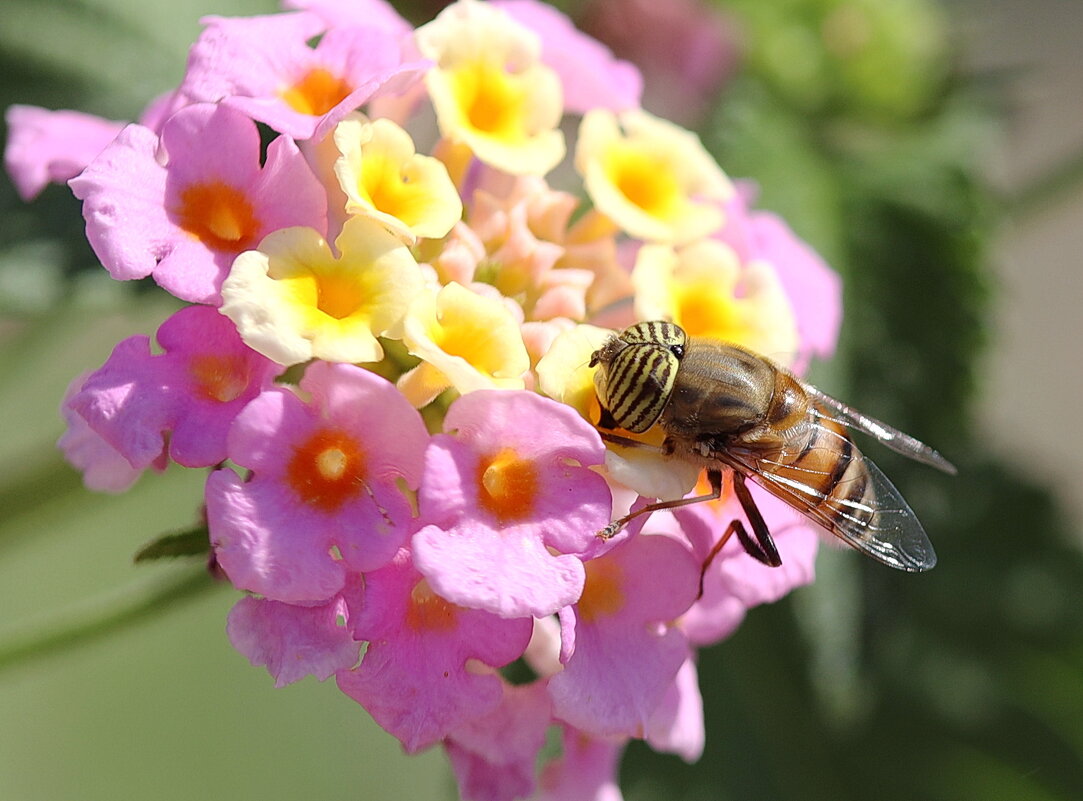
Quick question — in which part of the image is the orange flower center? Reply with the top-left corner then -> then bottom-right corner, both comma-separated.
476,447 -> 538,524
188,354 -> 250,403
285,428 -> 367,512
281,68 -> 353,116
577,558 -> 624,623
405,579 -> 459,632
176,181 -> 260,251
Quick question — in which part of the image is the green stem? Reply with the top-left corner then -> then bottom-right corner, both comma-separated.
0,566 -> 220,674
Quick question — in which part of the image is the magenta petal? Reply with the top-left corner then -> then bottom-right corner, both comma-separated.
206,469 -> 347,603
181,12 -> 328,101
413,521 -> 586,618
283,0 -> 413,37
227,595 -> 359,688
644,656 -> 705,763
155,306 -> 284,467
304,361 -> 429,490
748,211 -> 843,370
495,0 -> 642,113
3,105 -> 124,201
58,373 -> 148,492
338,551 -> 532,753
69,123 -> 170,283
537,726 -> 625,801
224,387 -> 309,473
67,336 -> 175,469
550,617 -> 689,737
445,681 -> 552,801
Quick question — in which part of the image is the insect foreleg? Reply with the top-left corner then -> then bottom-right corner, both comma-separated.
597,468 -> 724,540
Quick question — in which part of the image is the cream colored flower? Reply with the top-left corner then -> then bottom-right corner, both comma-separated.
576,109 -> 733,244
219,217 -> 424,366
397,282 -> 530,407
416,0 -> 565,176
633,239 -> 799,365
333,114 -> 462,243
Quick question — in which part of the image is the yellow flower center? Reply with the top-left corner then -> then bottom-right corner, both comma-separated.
285,428 -> 367,512
477,448 -> 538,523
188,354 -> 249,402
450,60 -> 527,139
577,558 -> 624,623
607,147 -> 681,220
281,68 -> 353,116
175,181 -> 259,251
674,280 -> 752,344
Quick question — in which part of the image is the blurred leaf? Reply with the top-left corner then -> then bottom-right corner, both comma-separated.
134,525 -> 212,563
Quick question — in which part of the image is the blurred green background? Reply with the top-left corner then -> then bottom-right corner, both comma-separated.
2,0 -> 1082,799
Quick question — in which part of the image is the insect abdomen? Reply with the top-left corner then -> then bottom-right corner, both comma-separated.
760,415 -> 876,530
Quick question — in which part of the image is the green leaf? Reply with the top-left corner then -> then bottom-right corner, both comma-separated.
133,524 -> 212,563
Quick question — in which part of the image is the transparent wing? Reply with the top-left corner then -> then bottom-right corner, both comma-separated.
802,384 -> 957,475
722,420 -> 938,572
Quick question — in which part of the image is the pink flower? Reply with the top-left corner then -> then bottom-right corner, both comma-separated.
3,106 -> 124,202
3,92 -> 189,201
180,12 -> 427,142
66,305 -> 283,471
493,0 -> 643,113
714,183 -> 843,374
69,103 -> 328,304
536,726 -> 626,801
336,549 -> 532,753
549,533 -> 700,737
206,362 -> 427,603
444,680 -> 552,801
57,372 -> 160,492
643,656 -> 704,763
579,0 -> 737,126
282,0 -> 412,38
412,390 -> 612,618
227,592 -> 360,688
674,485 -> 820,647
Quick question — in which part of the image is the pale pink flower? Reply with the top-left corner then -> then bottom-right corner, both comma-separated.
57,373 -> 158,493
66,305 -> 283,471
493,0 -> 643,113
227,592 -> 360,688
181,12 -> 427,142
714,183 -> 843,373
412,390 -> 612,618
206,362 -> 427,602
550,533 -> 700,737
644,656 -> 705,763
536,726 -> 626,801
3,106 -> 124,202
336,548 -> 533,753
445,680 -> 553,801
673,483 -> 820,646
69,103 -> 328,304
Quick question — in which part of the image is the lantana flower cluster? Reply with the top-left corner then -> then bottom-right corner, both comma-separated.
7,1 -> 843,798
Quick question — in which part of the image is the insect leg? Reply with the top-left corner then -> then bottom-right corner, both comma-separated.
597,468 -> 724,540
732,472 -> 782,567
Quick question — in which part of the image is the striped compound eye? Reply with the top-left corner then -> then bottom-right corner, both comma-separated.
592,322 -> 686,433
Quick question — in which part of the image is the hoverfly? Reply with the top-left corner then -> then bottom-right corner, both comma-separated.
589,321 -> 955,573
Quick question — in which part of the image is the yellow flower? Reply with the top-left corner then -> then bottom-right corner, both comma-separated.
219,217 -> 424,366
416,0 -> 565,176
398,282 -> 529,407
576,109 -> 733,244
632,240 -> 799,365
333,114 -> 462,243
536,324 -> 699,501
